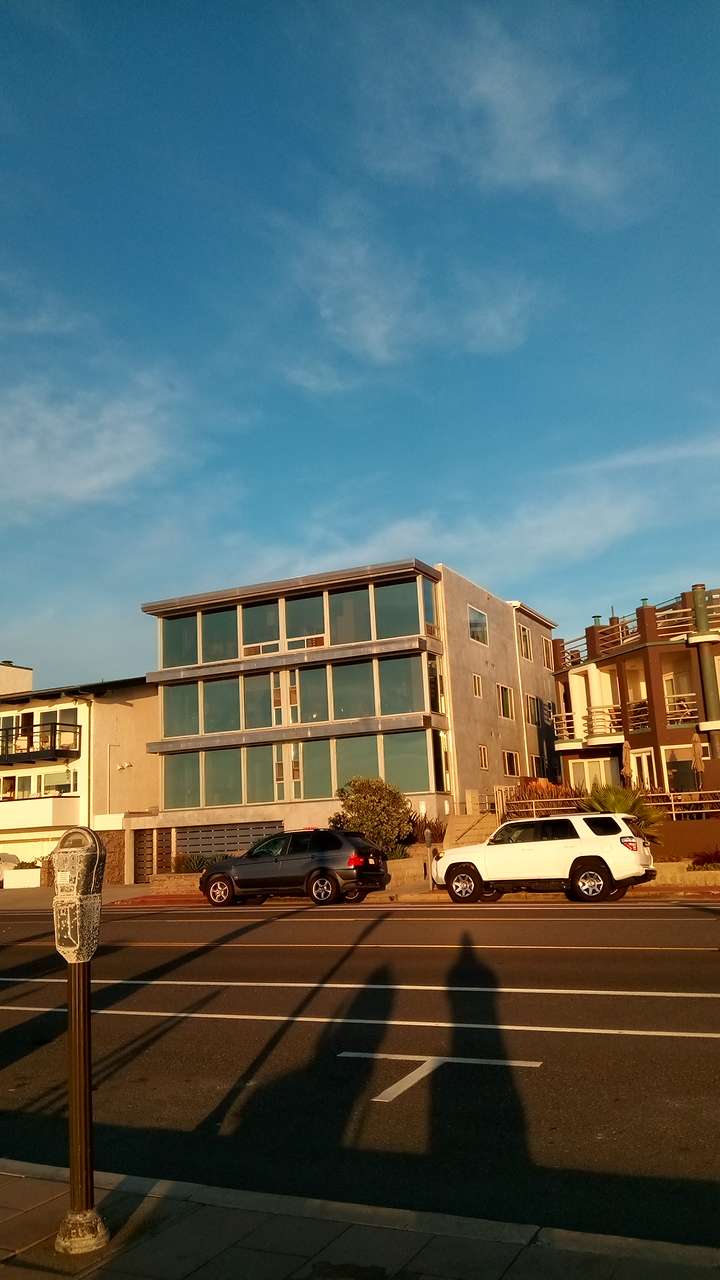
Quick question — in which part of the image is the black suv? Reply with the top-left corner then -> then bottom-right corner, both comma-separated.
199,829 -> 390,907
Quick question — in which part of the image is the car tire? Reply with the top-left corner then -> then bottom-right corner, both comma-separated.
478,886 -> 504,902
446,865 -> 482,903
343,888 -> 368,903
236,893 -> 268,905
205,875 -> 235,907
308,871 -> 340,906
570,860 -> 613,903
607,884 -> 629,901
563,886 -> 578,902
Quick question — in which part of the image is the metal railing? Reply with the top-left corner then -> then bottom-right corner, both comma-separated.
503,789 -> 720,821
557,636 -> 588,669
552,712 -> 577,741
656,605 -> 693,639
665,693 -> 698,725
584,705 -> 623,736
627,700 -> 650,732
596,615 -> 638,655
0,723 -> 81,759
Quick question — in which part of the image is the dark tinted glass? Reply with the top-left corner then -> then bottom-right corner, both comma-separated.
163,616 -> 197,667
164,683 -> 199,737
383,731 -> 429,792
336,735 -> 379,786
310,831 -> 343,852
203,679 -> 240,732
374,581 -> 419,639
303,738 -> 331,797
333,662 -> 375,718
379,656 -> 424,714
422,577 -> 436,627
242,601 -> 279,645
246,745 -> 274,801
299,667 -> 328,722
288,832 -> 314,854
584,816 -> 621,836
204,749 -> 242,805
164,752 -> 200,808
244,674 -> 272,728
329,588 -> 371,644
202,609 -> 238,661
489,822 -> 534,845
537,819 -> 580,840
286,595 -> 324,639
248,834 -> 287,857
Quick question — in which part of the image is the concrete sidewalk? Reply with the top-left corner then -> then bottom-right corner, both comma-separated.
0,1161 -> 717,1280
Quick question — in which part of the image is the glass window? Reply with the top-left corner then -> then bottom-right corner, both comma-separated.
201,609 -> 238,662
311,830 -> 343,852
39,710 -> 58,725
518,624 -> 532,661
383,731 -> 429,792
17,776 -> 32,798
478,744 -> 488,770
164,683 -> 199,737
303,739 -> 332,798
537,819 -> 579,841
422,577 -> 437,633
246,744 -> 274,802
525,694 -> 540,725
503,750 -> 520,776
288,831 -> 313,854
374,581 -> 419,639
336,735 -> 379,786
244,674 -> 272,728
165,752 -> 200,808
286,595 -> 325,644
468,606 -> 489,646
497,685 -> 515,719
379,656 -> 424,715
247,834 -> 288,858
531,754 -> 543,778
472,674 -> 482,698
59,708 -> 78,725
299,667 -> 328,722
332,662 -> 375,719
203,679 -> 240,733
163,616 -> 198,668
583,816 -> 621,836
329,588 -> 371,645
242,601 -> 279,649
432,729 -> 448,792
542,636 -> 554,670
204,749 -> 242,806
489,821 -> 534,845
428,655 -> 442,712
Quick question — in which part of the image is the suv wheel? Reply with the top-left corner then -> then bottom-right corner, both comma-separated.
570,861 -> 612,903
343,887 -> 368,903
308,871 -> 340,906
206,875 -> 234,906
607,884 -> 629,901
446,865 -> 481,903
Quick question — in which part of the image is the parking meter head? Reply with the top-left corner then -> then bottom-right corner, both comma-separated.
424,827 -> 433,847
51,828 -> 107,964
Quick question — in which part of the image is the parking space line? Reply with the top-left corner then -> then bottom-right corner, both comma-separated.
2,1003 -> 720,1040
339,1051 -> 542,1101
6,941 -> 717,951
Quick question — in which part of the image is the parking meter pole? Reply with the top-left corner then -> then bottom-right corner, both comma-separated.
51,827 -> 109,1256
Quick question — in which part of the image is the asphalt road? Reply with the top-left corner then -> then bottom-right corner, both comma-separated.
0,900 -> 719,1246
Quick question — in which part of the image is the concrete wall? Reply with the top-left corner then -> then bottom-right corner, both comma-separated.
92,686 -> 160,821
655,818 -> 720,861
0,663 -> 33,695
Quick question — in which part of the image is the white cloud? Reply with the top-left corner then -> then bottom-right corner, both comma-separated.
356,6 -> 659,222
282,201 -> 539,381
0,271 -> 89,337
567,433 -> 720,474
0,374 -> 177,517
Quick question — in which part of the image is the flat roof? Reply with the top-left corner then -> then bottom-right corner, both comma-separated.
0,675 -> 147,707
507,600 -> 557,629
141,559 -> 441,617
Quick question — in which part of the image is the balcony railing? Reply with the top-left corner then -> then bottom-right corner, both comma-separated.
503,790 -> 720,821
655,604 -> 693,639
665,692 -> 698,725
557,636 -> 588,669
553,713 -> 578,742
596,615 -> 638,655
0,723 -> 81,764
584,705 -> 623,737
627,700 -> 650,732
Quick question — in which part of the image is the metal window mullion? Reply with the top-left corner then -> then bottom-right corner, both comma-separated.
377,730 -> 386,781
327,663 -> 335,720
279,597 -> 287,652
372,657 -> 381,717
368,582 -> 377,641
330,737 -> 338,797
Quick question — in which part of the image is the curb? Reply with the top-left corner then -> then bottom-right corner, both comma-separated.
1,1159 -> 719,1268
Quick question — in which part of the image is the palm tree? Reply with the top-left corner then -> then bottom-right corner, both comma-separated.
579,784 -> 663,845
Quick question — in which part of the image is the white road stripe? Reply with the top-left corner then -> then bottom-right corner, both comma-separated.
338,1051 -> 542,1101
2,1002 -> 720,1040
2,976 -> 718,1000
7,941 -> 716,951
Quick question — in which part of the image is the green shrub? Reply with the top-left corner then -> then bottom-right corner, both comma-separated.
176,854 -> 214,873
579,784 -> 663,845
688,850 -> 720,871
13,861 -> 39,870
331,776 -> 412,859
405,811 -> 447,844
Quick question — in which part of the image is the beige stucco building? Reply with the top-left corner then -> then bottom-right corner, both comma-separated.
0,662 -> 159,881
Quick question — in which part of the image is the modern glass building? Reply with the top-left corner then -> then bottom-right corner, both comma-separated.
139,559 -> 557,859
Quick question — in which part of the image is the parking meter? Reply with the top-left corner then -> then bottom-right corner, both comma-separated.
52,828 -> 106,964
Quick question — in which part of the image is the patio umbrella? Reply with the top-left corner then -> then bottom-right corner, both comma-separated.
621,740 -> 633,787
691,731 -> 705,791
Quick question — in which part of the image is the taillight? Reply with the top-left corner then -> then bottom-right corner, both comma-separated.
347,852 -> 366,867
620,837 -> 638,852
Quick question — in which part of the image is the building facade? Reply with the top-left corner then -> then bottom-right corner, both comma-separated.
0,662 -> 159,880
553,584 -> 720,792
136,559 -> 557,873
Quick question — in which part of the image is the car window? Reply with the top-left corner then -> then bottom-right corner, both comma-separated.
536,819 -> 580,841
311,831 -> 344,853
583,816 -> 621,837
624,817 -> 645,840
288,832 -> 314,854
488,822 -> 535,845
247,835 -> 287,858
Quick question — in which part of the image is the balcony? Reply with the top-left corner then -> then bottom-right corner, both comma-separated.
627,700 -> 650,732
553,712 -> 580,744
665,692 -> 698,726
0,795 -> 81,831
0,723 -> 81,765
584,705 -> 623,739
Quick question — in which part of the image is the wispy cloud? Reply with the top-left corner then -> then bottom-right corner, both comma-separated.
0,374 -> 178,519
567,433 -> 720,474
0,271 -> 90,337
355,5 -> 659,223
281,199 -> 540,385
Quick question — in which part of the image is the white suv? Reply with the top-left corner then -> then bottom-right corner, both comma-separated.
433,813 -> 656,904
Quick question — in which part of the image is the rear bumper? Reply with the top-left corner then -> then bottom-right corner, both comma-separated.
624,869 -> 657,886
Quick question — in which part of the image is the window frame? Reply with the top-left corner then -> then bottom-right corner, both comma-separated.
478,744 -> 489,770
518,623 -> 533,661
497,684 -> 515,720
467,605 -> 489,647
542,635 -> 554,670
525,693 -> 541,726
502,749 -> 521,777
472,673 -> 483,699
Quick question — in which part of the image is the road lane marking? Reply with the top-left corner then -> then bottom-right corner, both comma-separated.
2,976 -> 719,999
5,942 -> 717,952
2,1003 -> 720,1040
338,1051 -> 542,1101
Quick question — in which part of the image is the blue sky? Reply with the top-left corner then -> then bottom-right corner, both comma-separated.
2,0 -> 719,686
